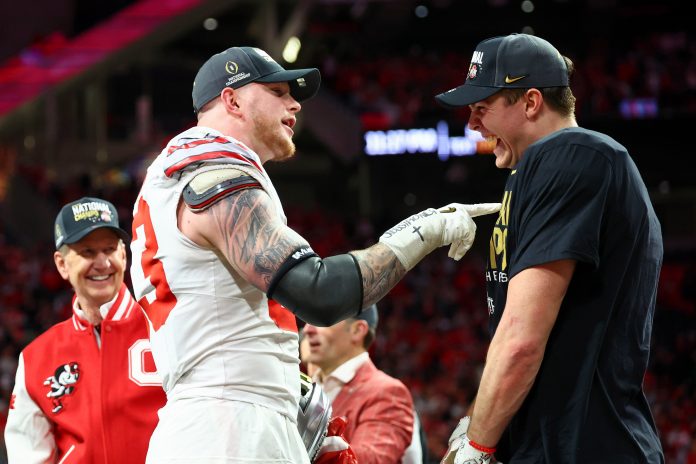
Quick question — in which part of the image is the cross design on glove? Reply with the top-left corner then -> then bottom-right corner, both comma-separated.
412,226 -> 424,242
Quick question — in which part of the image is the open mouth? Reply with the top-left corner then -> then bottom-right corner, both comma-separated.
485,135 -> 506,152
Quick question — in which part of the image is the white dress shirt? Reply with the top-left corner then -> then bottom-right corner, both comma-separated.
313,351 -> 370,402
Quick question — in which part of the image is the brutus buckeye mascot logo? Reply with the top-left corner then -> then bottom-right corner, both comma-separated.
44,362 -> 80,413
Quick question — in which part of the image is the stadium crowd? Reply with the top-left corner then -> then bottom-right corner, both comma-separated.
7,27 -> 693,136
317,30 -> 695,129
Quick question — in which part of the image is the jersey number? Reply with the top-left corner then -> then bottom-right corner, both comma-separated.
131,196 -> 178,331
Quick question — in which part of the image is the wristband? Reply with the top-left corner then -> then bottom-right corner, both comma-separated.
468,438 -> 496,454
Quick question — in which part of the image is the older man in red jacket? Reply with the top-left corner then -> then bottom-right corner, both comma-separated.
4,197 -> 166,463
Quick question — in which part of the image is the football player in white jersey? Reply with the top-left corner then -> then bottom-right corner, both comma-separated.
130,46 -> 500,464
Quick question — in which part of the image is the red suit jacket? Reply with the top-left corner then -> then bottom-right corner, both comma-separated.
331,359 -> 414,464
4,284 -> 166,463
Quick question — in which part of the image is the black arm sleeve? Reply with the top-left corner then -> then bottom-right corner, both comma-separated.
267,253 -> 364,327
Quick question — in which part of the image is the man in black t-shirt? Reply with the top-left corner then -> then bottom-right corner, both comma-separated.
435,34 -> 664,464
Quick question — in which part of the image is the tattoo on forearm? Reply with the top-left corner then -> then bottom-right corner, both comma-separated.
205,189 -> 406,298
352,243 -> 406,306
208,188 -> 306,288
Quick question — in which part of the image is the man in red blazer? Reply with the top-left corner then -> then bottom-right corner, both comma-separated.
303,305 -> 426,464
4,197 -> 166,463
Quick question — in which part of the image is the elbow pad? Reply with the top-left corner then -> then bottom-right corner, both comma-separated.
267,252 -> 363,327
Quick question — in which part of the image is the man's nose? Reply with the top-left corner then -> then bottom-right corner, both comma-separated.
468,115 -> 481,133
288,95 -> 301,113
93,252 -> 112,268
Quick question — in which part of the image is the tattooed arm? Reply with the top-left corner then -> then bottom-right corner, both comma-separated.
350,244 -> 406,307
178,181 -> 497,324
178,186 -> 308,291
178,186 -> 403,316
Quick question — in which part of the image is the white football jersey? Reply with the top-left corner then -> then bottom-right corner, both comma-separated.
130,126 -> 301,420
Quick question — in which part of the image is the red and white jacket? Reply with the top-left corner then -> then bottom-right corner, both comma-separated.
4,284 -> 166,464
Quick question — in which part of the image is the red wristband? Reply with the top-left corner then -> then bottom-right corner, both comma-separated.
468,438 -> 496,454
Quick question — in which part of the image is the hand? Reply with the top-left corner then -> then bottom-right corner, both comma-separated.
441,415 -> 470,464
314,416 -> 358,464
379,203 -> 501,270
441,436 -> 493,464
441,416 -> 494,464
442,203 -> 501,261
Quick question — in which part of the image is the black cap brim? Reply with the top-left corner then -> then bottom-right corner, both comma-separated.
60,225 -> 131,249
256,68 -> 321,101
435,84 -> 502,108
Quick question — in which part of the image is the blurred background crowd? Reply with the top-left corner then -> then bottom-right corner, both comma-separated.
0,0 -> 694,462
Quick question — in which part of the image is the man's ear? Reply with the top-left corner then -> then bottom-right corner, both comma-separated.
220,87 -> 241,115
119,240 -> 127,266
351,320 -> 369,341
524,88 -> 543,118
54,250 -> 70,280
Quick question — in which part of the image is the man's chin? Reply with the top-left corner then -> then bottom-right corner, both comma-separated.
88,286 -> 116,299
273,145 -> 296,162
493,148 -> 513,169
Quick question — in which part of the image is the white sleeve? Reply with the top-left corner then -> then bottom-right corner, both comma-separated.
4,352 -> 56,464
400,410 -> 423,464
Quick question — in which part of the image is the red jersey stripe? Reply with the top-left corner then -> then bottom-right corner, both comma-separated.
164,151 -> 261,177
166,136 -> 230,155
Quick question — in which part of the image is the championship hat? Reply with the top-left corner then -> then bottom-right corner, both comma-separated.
192,46 -> 321,112
54,197 -> 130,249
435,33 -> 569,108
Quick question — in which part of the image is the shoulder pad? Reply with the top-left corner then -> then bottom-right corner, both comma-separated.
183,168 -> 261,212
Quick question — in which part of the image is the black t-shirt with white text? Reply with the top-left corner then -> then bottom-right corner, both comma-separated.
486,127 -> 664,463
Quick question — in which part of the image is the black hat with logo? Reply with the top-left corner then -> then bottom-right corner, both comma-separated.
436,33 -> 569,108
54,197 -> 130,249
192,46 -> 321,112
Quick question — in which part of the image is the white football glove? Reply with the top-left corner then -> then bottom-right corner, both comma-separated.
379,203 -> 501,271
441,416 -> 494,464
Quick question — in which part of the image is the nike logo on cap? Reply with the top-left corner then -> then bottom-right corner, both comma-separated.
505,75 -> 527,84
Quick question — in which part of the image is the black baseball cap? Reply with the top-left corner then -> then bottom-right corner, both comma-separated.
355,304 -> 379,330
54,197 -> 130,249
192,46 -> 321,112
435,33 -> 569,108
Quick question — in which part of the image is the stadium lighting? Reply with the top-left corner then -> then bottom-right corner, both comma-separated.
203,18 -> 218,31
283,37 -> 301,63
